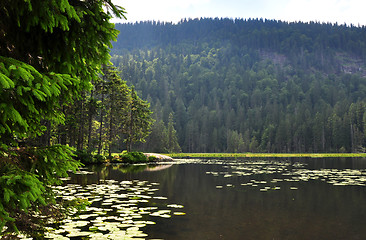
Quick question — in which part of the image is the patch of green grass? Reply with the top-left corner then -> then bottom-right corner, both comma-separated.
166,152 -> 366,158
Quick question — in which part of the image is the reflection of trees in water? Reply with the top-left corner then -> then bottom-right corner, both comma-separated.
71,164 -> 175,185
113,164 -> 148,173
146,164 -> 173,172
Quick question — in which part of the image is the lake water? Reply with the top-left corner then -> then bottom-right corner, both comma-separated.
49,158 -> 366,240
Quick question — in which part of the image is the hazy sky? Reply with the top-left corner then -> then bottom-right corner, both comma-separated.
112,0 -> 366,26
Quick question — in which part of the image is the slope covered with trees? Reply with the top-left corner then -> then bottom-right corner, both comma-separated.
111,18 -> 366,153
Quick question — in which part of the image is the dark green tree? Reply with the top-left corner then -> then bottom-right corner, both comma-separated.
167,113 -> 182,153
123,87 -> 155,152
103,64 -> 130,157
143,120 -> 169,153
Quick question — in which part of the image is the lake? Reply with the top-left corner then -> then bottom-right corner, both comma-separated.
48,158 -> 366,240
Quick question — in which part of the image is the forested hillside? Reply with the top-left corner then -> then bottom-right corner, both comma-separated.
111,18 -> 366,153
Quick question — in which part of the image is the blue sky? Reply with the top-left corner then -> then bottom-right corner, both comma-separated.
112,0 -> 366,26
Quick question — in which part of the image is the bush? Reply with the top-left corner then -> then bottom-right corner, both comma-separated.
119,151 -> 148,164
74,151 -> 108,164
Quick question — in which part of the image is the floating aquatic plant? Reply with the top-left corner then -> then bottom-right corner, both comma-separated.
43,178 -> 185,239
202,159 -> 366,192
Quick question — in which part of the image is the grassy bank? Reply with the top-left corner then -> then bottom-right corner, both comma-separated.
166,153 -> 366,158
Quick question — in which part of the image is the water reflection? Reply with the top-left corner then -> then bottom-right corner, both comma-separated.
52,158 -> 366,240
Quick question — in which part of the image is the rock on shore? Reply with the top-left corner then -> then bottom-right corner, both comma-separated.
143,153 -> 173,161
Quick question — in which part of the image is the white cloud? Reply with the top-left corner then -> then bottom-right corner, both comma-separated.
114,0 -> 212,23
281,0 -> 366,25
164,0 -> 211,9
112,0 -> 366,26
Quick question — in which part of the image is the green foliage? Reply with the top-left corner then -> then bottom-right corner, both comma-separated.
1,0 -> 126,84
0,0 -> 126,237
123,88 -> 155,152
71,64 -> 154,156
0,165 -> 45,233
119,151 -> 149,164
166,113 -> 182,153
74,150 -> 107,164
143,113 -> 182,153
112,18 -> 366,62
0,145 -> 81,234
148,155 -> 158,161
29,145 -> 81,184
0,57 -> 78,143
74,149 -> 93,163
103,64 -> 131,156
94,154 -> 106,163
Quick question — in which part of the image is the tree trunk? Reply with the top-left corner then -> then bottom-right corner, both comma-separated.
87,90 -> 94,152
77,98 -> 85,151
108,99 -> 114,158
38,120 -> 51,146
98,84 -> 105,155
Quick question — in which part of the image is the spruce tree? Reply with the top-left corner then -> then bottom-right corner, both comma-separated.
0,0 -> 125,236
167,113 -> 182,153
103,64 -> 130,156
123,87 -> 155,151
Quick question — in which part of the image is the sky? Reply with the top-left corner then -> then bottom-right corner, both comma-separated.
112,0 -> 366,26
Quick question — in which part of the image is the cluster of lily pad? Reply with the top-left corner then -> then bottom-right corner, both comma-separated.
46,179 -> 185,239
290,168 -> 366,186
204,159 -> 366,191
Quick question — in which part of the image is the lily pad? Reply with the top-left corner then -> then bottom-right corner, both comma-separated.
173,212 -> 186,216
49,177 -> 185,239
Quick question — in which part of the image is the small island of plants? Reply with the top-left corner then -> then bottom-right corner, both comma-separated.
74,150 -> 159,164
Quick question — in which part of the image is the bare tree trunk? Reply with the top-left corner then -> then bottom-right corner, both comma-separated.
98,84 -> 105,155
126,110 -> 133,152
322,126 -> 325,151
108,101 -> 114,158
77,98 -> 85,151
87,90 -> 94,152
350,123 -> 354,152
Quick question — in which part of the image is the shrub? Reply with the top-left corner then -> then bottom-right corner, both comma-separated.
119,151 -> 148,164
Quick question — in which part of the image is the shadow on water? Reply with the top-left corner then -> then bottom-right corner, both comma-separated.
49,158 -> 366,240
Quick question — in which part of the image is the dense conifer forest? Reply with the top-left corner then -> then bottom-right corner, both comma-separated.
111,18 -> 366,153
